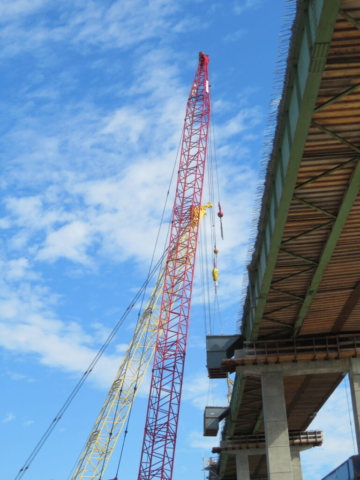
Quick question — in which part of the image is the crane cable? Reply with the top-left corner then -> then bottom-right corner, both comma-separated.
14,248 -> 167,480
114,383 -> 135,478
97,385 -> 124,480
207,98 -> 224,335
209,95 -> 224,241
94,128 -> 185,480
109,129 -> 185,479
16,133 -> 184,480
345,373 -> 357,454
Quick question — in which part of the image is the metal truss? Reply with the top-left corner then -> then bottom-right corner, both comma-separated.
138,52 -> 210,480
70,198 -> 212,480
262,81 -> 360,337
70,263 -> 164,480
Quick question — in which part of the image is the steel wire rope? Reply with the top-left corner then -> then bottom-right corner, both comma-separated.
209,95 -> 222,209
93,125 -> 184,480
114,383 -> 135,478
211,290 -> 221,334
14,248 -> 168,480
202,215 -> 213,334
208,103 -> 225,335
345,374 -> 357,454
65,244 -> 169,480
111,127 -> 186,477
201,215 -> 213,334
137,130 -> 184,317
69,130 -> 184,480
97,385 -> 124,480
208,134 -> 222,334
199,225 -> 209,335
207,122 -> 217,255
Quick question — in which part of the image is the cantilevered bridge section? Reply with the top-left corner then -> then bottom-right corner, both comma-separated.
206,1 -> 360,479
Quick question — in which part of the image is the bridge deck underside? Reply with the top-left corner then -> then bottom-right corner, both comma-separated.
261,27 -> 360,339
221,2 -> 360,479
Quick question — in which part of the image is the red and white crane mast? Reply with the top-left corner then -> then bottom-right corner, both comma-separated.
138,52 -> 211,480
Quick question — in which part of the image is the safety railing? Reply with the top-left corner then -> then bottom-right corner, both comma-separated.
213,430 -> 323,452
221,334 -> 360,370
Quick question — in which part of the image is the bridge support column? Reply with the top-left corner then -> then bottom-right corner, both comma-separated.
235,451 -> 250,480
262,371 -> 293,480
350,357 -> 360,454
291,449 -> 303,480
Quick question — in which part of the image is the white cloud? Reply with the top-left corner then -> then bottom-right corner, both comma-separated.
233,0 -> 264,15
0,0 -> 198,58
23,420 -> 35,427
0,276 -> 122,389
215,106 -> 262,141
115,343 -> 129,353
6,371 -> 34,382
182,373 -> 228,410
188,430 -> 220,450
0,0 -> 47,20
0,1 -> 261,398
36,220 -> 93,265
224,29 -> 247,43
2,413 -> 15,423
302,378 -> 357,478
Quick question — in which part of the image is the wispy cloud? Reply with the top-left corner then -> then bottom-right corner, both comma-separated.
182,373 -> 228,410
188,430 -> 220,449
0,0 -> 198,58
302,378 -> 357,478
233,0 -> 264,15
23,420 -> 35,427
2,413 -> 15,423
6,371 -> 34,382
224,29 -> 247,43
0,0 -> 262,392
0,276 -> 123,388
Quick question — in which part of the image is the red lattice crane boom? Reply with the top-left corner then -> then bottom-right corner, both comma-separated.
138,52 -> 210,480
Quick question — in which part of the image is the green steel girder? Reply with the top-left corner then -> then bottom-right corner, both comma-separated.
265,301 -> 302,317
270,287 -> 305,301
245,0 -> 342,342
293,195 -> 336,218
280,249 -> 319,265
220,1 -> 342,476
340,9 -> 360,30
314,82 -> 360,112
311,121 -> 360,153
293,158 -> 360,336
280,219 -> 335,246
252,410 -> 264,434
271,266 -> 315,285
295,156 -> 359,190
263,317 -> 293,329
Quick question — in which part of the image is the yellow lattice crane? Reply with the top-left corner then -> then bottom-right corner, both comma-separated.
70,203 -> 212,480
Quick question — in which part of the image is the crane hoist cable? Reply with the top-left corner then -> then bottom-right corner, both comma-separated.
13,247 -> 168,480
68,204 -> 212,480
15,96 -> 185,480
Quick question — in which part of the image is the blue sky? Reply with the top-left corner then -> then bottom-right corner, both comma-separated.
0,0 -> 356,479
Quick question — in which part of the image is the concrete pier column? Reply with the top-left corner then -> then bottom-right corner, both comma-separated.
350,357 -> 360,453
235,451 -> 250,480
261,371 -> 293,480
291,449 -> 303,480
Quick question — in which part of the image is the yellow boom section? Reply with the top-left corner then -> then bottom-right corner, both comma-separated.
70,203 -> 212,480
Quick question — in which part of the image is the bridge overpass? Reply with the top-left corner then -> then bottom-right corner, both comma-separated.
205,0 -> 360,478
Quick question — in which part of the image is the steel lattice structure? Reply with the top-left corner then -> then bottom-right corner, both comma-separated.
70,263 -> 164,480
138,52 -> 210,480
70,205 -> 212,480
